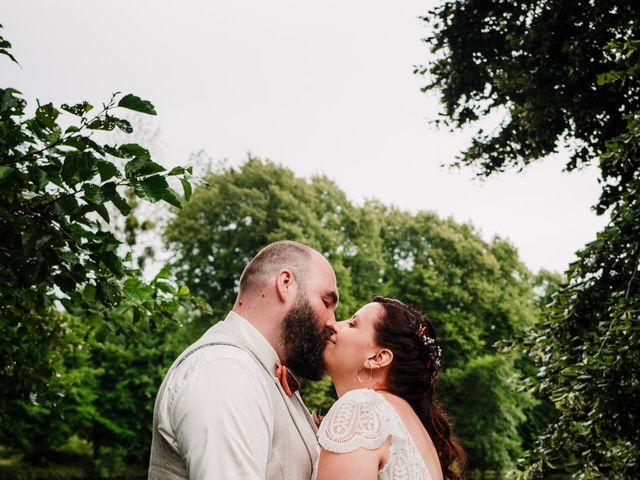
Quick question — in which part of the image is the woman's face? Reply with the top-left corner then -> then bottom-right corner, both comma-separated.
323,302 -> 383,380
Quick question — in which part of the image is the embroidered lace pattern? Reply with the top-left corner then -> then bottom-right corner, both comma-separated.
316,389 -> 433,480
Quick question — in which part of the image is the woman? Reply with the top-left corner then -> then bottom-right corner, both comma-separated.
316,296 -> 465,480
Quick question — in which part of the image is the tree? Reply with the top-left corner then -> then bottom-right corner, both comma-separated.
419,0 -> 640,177
440,355 -> 528,477
373,205 -> 539,477
164,157 -> 371,324
0,26 -> 196,470
421,3 -> 640,477
166,157 -> 540,475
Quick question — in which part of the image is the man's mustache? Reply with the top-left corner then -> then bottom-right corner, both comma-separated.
320,326 -> 336,343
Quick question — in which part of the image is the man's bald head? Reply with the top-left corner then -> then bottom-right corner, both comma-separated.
238,240 -> 314,295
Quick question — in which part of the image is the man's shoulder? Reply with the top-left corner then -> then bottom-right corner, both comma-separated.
176,337 -> 257,375
177,319 -> 251,365
163,341 -> 272,411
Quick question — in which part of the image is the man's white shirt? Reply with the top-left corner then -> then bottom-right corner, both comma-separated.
156,311 -> 316,479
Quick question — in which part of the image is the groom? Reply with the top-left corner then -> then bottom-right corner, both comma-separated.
148,240 -> 339,479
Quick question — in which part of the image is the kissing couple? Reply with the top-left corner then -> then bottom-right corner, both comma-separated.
149,241 -> 465,480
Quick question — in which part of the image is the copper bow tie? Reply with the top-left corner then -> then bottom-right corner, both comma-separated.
275,363 -> 300,397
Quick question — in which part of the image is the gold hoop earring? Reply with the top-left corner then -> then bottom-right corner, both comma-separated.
357,360 -> 374,383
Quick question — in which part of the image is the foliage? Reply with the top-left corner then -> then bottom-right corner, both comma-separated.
440,355 -> 528,478
164,158 -> 369,325
0,27 -> 197,474
86,295 -> 195,476
420,0 -> 640,176
166,157 -> 540,474
374,205 -> 541,477
421,3 -> 640,477
519,48 -> 640,478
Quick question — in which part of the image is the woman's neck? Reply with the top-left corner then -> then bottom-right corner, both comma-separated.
333,377 -> 387,398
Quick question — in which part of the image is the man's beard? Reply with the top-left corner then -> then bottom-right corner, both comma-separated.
281,292 -> 333,381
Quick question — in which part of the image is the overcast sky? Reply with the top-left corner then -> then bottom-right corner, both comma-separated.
3,0 -> 608,274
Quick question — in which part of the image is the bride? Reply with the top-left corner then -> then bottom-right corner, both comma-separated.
316,297 -> 465,480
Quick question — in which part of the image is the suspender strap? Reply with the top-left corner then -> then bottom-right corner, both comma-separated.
175,341 -> 239,368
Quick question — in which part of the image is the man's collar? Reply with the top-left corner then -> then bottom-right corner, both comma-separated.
223,311 -> 280,368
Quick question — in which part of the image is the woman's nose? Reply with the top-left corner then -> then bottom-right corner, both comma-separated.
335,320 -> 349,331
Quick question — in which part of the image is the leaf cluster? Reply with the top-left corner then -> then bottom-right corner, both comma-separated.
517,43 -> 640,479
422,5 -> 640,476
0,31 -> 197,465
421,0 -> 640,177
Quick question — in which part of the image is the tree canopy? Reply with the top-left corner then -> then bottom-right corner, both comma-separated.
421,0 -> 640,180
0,27 -> 199,474
421,3 -> 640,478
166,157 -> 543,476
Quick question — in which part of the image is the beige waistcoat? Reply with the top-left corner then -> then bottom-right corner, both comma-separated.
148,321 -> 319,479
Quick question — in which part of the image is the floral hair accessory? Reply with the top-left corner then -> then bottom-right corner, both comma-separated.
417,323 -> 442,384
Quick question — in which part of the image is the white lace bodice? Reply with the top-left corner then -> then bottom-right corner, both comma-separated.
315,388 -> 433,480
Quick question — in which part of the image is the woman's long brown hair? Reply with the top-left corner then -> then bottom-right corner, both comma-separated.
372,296 -> 466,480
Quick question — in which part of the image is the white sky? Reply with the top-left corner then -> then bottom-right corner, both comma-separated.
3,0 -> 608,274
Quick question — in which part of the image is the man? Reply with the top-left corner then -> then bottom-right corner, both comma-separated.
149,240 -> 339,479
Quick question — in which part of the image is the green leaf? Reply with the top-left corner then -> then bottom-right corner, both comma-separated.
0,47 -> 19,65
111,192 -> 131,216
60,298 -> 85,316
97,160 -> 119,182
0,165 -> 15,182
154,266 -> 172,279
96,280 -> 122,306
162,187 -> 183,208
87,117 -> 116,131
180,176 -> 192,202
29,167 -> 48,190
113,117 -> 133,133
94,204 -> 110,222
134,175 -> 169,202
178,285 -> 190,296
124,156 -> 165,179
123,278 -> 153,302
119,143 -> 150,159
103,251 -> 125,277
61,101 -> 93,116
62,136 -> 88,151
100,181 -> 117,200
83,183 -> 106,204
61,152 -> 98,185
53,196 -> 79,215
103,144 -> 127,158
83,283 -> 97,303
118,94 -> 157,115
35,103 -> 59,129
53,273 -> 76,293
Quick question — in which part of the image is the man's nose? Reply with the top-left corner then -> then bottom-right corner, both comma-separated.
325,311 -> 337,330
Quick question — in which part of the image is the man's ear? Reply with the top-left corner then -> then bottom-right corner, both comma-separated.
275,269 -> 296,303
365,349 -> 394,369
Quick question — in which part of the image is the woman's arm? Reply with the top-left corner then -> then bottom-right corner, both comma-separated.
316,437 -> 390,480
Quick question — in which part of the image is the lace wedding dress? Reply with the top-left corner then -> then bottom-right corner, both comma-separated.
315,388 -> 434,480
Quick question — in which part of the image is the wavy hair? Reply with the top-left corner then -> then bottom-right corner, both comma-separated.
372,296 -> 466,480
